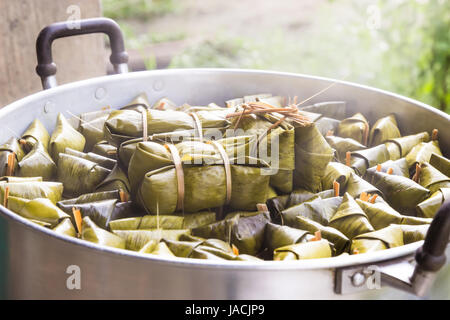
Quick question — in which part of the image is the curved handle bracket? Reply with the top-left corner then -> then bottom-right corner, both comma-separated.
36,17 -> 129,90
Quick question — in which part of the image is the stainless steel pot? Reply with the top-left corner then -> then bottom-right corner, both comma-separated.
0,18 -> 449,299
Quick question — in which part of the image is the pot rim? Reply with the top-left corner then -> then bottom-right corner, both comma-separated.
0,68 -> 442,270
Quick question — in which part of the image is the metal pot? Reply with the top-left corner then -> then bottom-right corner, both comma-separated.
0,18 -> 449,299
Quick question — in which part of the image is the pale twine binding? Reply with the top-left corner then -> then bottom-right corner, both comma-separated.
207,141 -> 232,205
141,110 -> 148,142
165,144 -> 185,212
189,112 -> 203,142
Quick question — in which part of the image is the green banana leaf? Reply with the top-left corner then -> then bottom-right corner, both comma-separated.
65,147 -> 116,170
191,216 -> 240,243
138,240 -> 158,253
365,170 -> 430,215
125,92 -> 151,109
281,196 -> 343,226
230,212 -> 270,256
429,153 -> 450,177
0,180 -> 63,204
0,137 -> 25,176
49,113 -> 86,163
17,142 -> 56,180
58,190 -> 121,208
56,153 -> 111,197
325,135 -> 366,163
267,186 -> 278,199
328,193 -> 374,239
416,188 -> 450,218
391,224 -> 429,244
351,225 -> 404,254
82,216 -> 126,249
321,162 -> 354,191
355,199 -> 402,230
293,124 -> 334,192
109,215 -> 185,231
286,189 -> 335,209
0,177 -> 42,183
270,169 -> 293,194
273,239 -> 332,261
20,119 -> 50,152
345,172 -> 382,198
91,140 -> 117,159
400,216 -> 432,225
293,216 -> 350,255
264,222 -> 313,253
53,218 -> 76,237
299,101 -> 347,120
405,140 -> 442,167
95,164 -> 131,197
368,114 -> 401,147
385,132 -> 429,160
145,241 -> 176,257
67,109 -> 110,152
162,239 -> 205,258
366,158 -> 410,178
7,196 -> 69,227
337,113 -> 369,145
350,144 -> 390,176
28,219 -> 52,227
113,229 -> 190,251
151,97 -> 178,111
417,163 -> 450,194
315,117 -> 341,137
174,211 -> 217,229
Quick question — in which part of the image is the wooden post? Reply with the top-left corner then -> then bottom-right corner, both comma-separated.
0,0 -> 106,107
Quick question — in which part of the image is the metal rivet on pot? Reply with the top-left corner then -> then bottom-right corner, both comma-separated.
351,272 -> 366,287
95,87 -> 107,100
44,101 -> 55,113
153,79 -> 164,92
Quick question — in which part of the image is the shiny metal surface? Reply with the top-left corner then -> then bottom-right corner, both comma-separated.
0,69 -> 449,299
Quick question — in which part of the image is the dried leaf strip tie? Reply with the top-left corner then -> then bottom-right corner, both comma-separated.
164,144 -> 185,212
141,109 -> 148,142
189,112 -> 203,142
207,140 -> 232,205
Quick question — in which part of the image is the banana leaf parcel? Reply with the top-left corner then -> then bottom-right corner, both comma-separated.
416,162 -> 450,194
321,162 -> 354,192
325,135 -> 366,163
429,153 -> 450,177
57,153 -> 111,197
366,158 -> 410,178
392,224 -> 430,244
273,239 -> 332,261
53,218 -> 77,237
113,229 -> 190,251
416,187 -> 450,218
299,101 -> 347,120
69,109 -> 110,152
20,119 -> 50,152
65,147 -> 116,170
315,117 -> 341,137
405,139 -> 442,168
58,190 -> 122,208
95,164 -> 131,197
82,216 -> 126,249
368,114 -> 401,147
384,132 -> 429,160
91,140 -> 117,159
140,241 -> 175,257
0,137 -> 25,176
264,222 -> 314,253
355,199 -> 402,230
337,113 -> 369,145
351,225 -> 404,254
0,180 -> 63,204
229,212 -> 270,256
17,142 -> 56,180
349,144 -> 390,176
49,113 -> 86,163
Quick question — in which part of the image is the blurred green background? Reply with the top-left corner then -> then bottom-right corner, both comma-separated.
102,0 -> 450,113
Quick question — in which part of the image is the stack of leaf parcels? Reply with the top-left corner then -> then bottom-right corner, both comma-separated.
1,92 -> 445,261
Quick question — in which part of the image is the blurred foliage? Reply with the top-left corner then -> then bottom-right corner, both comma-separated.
102,0 -> 180,20
170,0 -> 450,112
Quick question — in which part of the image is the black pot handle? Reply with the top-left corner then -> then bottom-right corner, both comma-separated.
36,17 -> 129,90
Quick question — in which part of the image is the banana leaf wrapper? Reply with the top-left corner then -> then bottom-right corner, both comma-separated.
82,216 -> 126,249
151,97 -> 178,111
95,164 -> 130,197
366,158 -> 410,178
0,176 -> 42,183
229,212 -> 270,255
325,136 -> 366,163
91,140 -> 117,159
293,124 -> 334,192
113,229 -> 190,251
293,216 -> 350,255
351,225 -> 404,254
400,216 -> 432,225
328,193 -> 374,239
368,114 -> 401,147
264,222 -> 313,253
7,196 -> 69,227
192,216 -> 239,243
162,238 -> 219,258
49,113 -> 86,163
315,117 -> 341,137
0,181 -> 63,204
385,132 -> 429,160
321,162 -> 354,192
345,172 -> 382,198
405,140 -> 442,167
67,108 -> 111,129
173,211 -> 217,229
267,186 -> 278,199
355,199 -> 402,230
281,196 -> 343,227
146,241 -> 176,257
0,137 -> 25,176
416,188 -> 450,218
429,153 -> 450,177
65,147 -> 116,170
391,224 -> 430,244
417,163 -> 450,195
270,169 -> 293,194
20,119 -> 50,152
58,190 -> 121,208
28,219 -> 52,228
286,189 -> 335,209
57,153 -> 111,197
109,215 -> 185,231
53,218 -> 76,237
337,113 -> 369,145
299,101 -> 347,120
17,142 -> 56,180
350,144 -> 390,176
366,170 -> 430,215
273,239 -> 332,261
